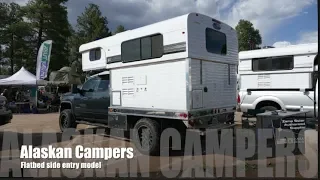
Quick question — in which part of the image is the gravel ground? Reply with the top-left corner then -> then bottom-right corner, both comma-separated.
0,113 -> 317,178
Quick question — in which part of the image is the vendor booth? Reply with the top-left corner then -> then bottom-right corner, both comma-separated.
0,67 -> 45,113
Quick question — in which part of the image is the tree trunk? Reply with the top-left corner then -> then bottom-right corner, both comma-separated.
36,13 -> 44,53
10,33 -> 14,75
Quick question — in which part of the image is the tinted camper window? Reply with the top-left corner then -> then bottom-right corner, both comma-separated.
122,34 -> 163,62
89,48 -> 101,61
206,28 -> 227,55
121,39 -> 141,62
252,56 -> 294,71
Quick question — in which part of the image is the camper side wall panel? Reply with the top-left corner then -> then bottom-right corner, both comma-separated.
110,59 -> 187,111
239,54 -> 316,89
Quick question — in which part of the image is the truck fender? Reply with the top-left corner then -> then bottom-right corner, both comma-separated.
252,96 -> 285,110
60,101 -> 74,112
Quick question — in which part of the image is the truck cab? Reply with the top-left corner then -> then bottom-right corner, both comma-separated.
59,71 -> 110,129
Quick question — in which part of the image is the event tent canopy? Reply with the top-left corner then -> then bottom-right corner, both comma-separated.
0,67 -> 40,85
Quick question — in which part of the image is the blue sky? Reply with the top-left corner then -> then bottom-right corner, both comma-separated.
270,3 -> 317,46
9,0 -> 319,47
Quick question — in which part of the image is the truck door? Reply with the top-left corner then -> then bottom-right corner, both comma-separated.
73,77 -> 99,120
91,75 -> 110,122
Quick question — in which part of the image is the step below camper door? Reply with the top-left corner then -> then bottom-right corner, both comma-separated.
191,59 -> 237,109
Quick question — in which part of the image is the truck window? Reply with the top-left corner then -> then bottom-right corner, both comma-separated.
97,75 -> 110,92
121,34 -> 163,62
252,55 -> 293,71
205,28 -> 227,55
82,77 -> 99,92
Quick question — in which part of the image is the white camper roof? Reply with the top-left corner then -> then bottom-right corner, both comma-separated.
79,14 -> 189,53
79,13 -> 191,72
239,43 -> 318,60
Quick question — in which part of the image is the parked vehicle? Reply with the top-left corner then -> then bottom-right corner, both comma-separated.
0,95 -> 12,125
238,43 -> 318,118
59,13 -> 238,155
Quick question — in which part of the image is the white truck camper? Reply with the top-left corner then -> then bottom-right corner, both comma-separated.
78,13 -> 238,155
238,43 -> 318,119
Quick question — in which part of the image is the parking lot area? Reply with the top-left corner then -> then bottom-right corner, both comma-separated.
0,113 -> 317,178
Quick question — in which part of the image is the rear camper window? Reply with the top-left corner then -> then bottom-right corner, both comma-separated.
89,48 -> 101,61
205,28 -> 227,55
122,34 -> 163,62
252,55 -> 294,71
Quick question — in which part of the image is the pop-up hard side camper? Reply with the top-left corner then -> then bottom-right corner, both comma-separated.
60,13 -> 238,155
238,43 -> 318,119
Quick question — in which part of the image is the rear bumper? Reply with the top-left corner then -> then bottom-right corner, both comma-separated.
186,111 -> 235,129
187,123 -> 236,136
0,109 -> 12,125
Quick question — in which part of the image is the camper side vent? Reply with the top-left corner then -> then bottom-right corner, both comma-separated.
257,74 -> 270,80
258,82 -> 271,88
122,76 -> 135,85
122,88 -> 135,96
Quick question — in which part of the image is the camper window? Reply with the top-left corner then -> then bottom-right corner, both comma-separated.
122,39 -> 141,62
205,28 -> 227,55
141,37 -> 152,59
252,55 -> 293,71
89,48 -> 101,61
151,35 -> 163,57
121,34 -> 163,62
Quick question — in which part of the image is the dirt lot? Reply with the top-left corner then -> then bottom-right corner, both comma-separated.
0,113 -> 317,178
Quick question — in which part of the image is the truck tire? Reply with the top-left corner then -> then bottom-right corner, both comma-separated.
133,118 -> 160,156
260,106 -> 278,112
59,109 -> 77,132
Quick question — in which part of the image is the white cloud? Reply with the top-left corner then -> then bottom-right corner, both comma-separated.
273,41 -> 292,48
296,31 -> 318,44
273,31 -> 318,47
3,0 -> 316,42
226,0 -> 315,40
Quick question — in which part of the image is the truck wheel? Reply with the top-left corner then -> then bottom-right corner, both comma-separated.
133,118 -> 160,156
260,106 -> 278,112
59,109 -> 77,132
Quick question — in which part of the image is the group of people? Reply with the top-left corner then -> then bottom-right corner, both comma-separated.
0,86 -> 62,113
37,89 -> 61,109
1,88 -> 28,102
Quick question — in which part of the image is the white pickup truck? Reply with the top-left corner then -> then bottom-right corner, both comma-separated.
237,44 -> 318,118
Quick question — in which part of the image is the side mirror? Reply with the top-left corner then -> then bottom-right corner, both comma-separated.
72,87 -> 78,94
78,88 -> 86,96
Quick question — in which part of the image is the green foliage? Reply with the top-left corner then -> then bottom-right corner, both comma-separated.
23,0 -> 71,73
0,1 -> 122,78
235,19 -> 262,52
76,3 -> 111,42
68,3 -> 111,78
114,25 -> 126,34
0,2 -> 34,75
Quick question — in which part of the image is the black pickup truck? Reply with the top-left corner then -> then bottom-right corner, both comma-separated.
59,72 -> 186,155
59,72 -> 235,155
59,73 -> 110,130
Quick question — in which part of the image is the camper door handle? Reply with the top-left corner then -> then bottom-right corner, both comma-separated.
204,87 -> 208,92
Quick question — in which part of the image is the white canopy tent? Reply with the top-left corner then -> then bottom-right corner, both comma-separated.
0,67 -> 43,86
